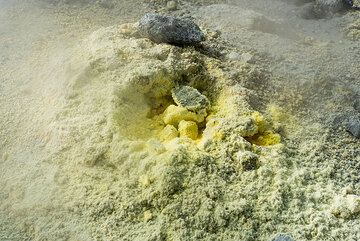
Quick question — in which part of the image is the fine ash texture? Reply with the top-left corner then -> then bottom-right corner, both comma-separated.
0,1 -> 360,241
138,13 -> 205,45
43,25 -> 288,240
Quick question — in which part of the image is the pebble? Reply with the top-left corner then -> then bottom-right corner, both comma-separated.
138,13 -> 204,45
346,119 -> 360,138
166,1 -> 177,11
270,234 -> 295,241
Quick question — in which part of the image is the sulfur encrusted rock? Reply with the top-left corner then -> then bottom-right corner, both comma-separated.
171,85 -> 210,113
138,13 -> 204,45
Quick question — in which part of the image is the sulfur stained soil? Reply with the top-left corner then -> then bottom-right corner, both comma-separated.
0,0 -> 359,241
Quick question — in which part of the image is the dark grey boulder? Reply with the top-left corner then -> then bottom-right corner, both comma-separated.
346,119 -> 360,138
138,13 -> 205,45
270,234 -> 295,241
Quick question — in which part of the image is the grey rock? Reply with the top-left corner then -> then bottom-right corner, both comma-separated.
317,0 -> 350,11
346,119 -> 360,138
138,13 -> 204,45
270,234 -> 295,241
299,0 -> 351,19
171,85 -> 210,112
353,99 -> 360,112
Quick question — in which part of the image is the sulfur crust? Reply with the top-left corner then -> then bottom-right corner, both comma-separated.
162,104 -> 206,127
178,120 -> 198,140
160,124 -> 179,141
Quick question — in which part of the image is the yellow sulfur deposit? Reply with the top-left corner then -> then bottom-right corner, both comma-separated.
138,175 -> 151,188
248,130 -> 281,146
246,111 -> 281,146
178,120 -> 199,140
160,124 -> 179,141
143,210 -> 153,222
251,111 -> 267,133
163,105 -> 206,126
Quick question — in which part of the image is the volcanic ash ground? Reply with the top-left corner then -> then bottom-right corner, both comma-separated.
25,21 -> 360,241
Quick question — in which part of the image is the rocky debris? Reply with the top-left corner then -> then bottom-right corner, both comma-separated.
346,118 -> 360,138
138,13 -> 204,45
299,0 -> 352,19
171,85 -> 210,113
270,234 -> 295,241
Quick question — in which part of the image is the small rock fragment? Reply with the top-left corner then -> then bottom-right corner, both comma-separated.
270,234 -> 295,241
346,119 -> 360,138
166,1 -> 177,11
171,85 -> 210,113
208,29 -> 221,39
138,13 -> 204,45
178,120 -> 198,140
353,99 -> 360,112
